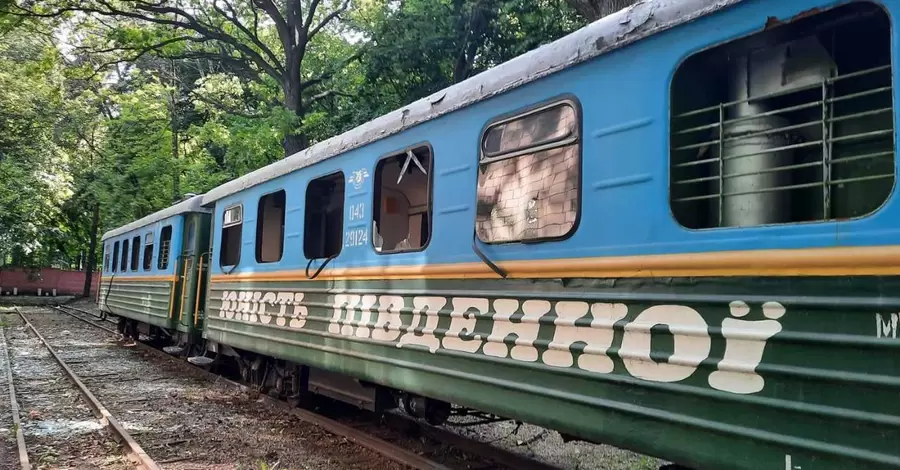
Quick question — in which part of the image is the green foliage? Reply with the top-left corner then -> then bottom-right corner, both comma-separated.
0,0 -> 586,269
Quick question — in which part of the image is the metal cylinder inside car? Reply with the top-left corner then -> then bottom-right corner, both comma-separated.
722,115 -> 793,227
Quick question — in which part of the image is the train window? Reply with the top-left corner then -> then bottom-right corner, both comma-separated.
256,190 -> 286,263
305,173 -> 344,259
158,225 -> 172,270
373,146 -> 432,253
143,232 -> 154,271
130,236 -> 140,271
185,219 -> 195,252
111,242 -> 119,272
670,3 -> 894,229
221,205 -> 243,267
121,239 -> 129,273
477,101 -> 580,243
103,244 -> 110,272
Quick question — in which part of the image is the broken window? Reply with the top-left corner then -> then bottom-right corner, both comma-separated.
158,226 -> 172,270
221,205 -> 243,267
305,173 -> 345,259
143,232 -> 154,271
111,242 -> 119,272
130,236 -> 140,271
372,147 -> 432,253
121,239 -> 129,273
477,101 -> 580,243
256,190 -> 286,263
670,3 -> 894,229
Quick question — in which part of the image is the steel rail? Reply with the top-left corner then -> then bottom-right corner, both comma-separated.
1,313 -> 30,470
51,305 -> 451,470
15,308 -> 161,470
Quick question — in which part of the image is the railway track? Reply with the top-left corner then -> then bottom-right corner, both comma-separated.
10,304 -> 436,470
54,303 -> 565,470
1,307 -> 155,469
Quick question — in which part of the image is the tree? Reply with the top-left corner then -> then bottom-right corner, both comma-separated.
564,0 -> 640,22
340,0 -> 583,124
0,27 -> 68,266
8,0 -> 365,156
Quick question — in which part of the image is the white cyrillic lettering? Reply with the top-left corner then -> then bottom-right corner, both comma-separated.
443,298 -> 487,353
398,296 -> 445,352
543,302 -> 627,373
237,291 -> 254,321
329,294 -> 359,335
876,312 -> 898,338
258,292 -> 277,324
275,292 -> 295,326
372,296 -> 403,341
483,299 -> 543,362
620,305 -> 711,383
289,293 -> 309,329
354,295 -> 377,338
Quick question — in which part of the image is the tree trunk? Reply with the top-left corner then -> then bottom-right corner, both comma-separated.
282,78 -> 309,157
170,103 -> 181,202
566,0 -> 640,22
82,203 -> 100,298
283,131 -> 309,156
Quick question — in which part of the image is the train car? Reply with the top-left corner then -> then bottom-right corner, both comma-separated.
99,195 -> 211,347
93,0 -> 900,469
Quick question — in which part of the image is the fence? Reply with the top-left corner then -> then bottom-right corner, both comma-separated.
0,267 -> 100,297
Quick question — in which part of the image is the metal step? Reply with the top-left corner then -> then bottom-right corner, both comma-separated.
162,346 -> 184,355
187,356 -> 214,366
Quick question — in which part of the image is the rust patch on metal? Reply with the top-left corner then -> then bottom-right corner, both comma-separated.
765,7 -> 822,29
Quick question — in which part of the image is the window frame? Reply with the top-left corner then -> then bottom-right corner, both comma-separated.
111,241 -> 120,272
371,142 -> 435,255
255,189 -> 286,264
220,204 -> 244,268
475,95 -> 583,245
157,225 -> 173,270
666,3 -> 895,231
304,171 -> 346,261
120,238 -> 130,273
103,244 -> 111,272
130,235 -> 140,271
143,231 -> 154,271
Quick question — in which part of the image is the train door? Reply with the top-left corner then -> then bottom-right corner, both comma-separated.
177,216 -> 197,332
177,213 -> 212,335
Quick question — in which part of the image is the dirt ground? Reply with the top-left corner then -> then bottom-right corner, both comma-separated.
14,308 -> 412,470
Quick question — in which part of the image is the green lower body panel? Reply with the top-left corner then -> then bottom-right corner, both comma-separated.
98,279 -> 175,329
202,276 -> 900,470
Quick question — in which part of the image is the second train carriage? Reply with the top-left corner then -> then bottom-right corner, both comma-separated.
99,195 -> 211,342
99,0 -> 900,469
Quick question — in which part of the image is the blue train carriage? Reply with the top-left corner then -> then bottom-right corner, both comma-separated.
99,195 -> 212,345
196,1 -> 900,469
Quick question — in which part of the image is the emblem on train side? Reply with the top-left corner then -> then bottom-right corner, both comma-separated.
349,168 -> 370,190
215,291 -> 786,395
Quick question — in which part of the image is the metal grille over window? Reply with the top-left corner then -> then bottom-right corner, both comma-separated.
477,101 -> 579,243
158,225 -> 172,270
670,3 -> 894,229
